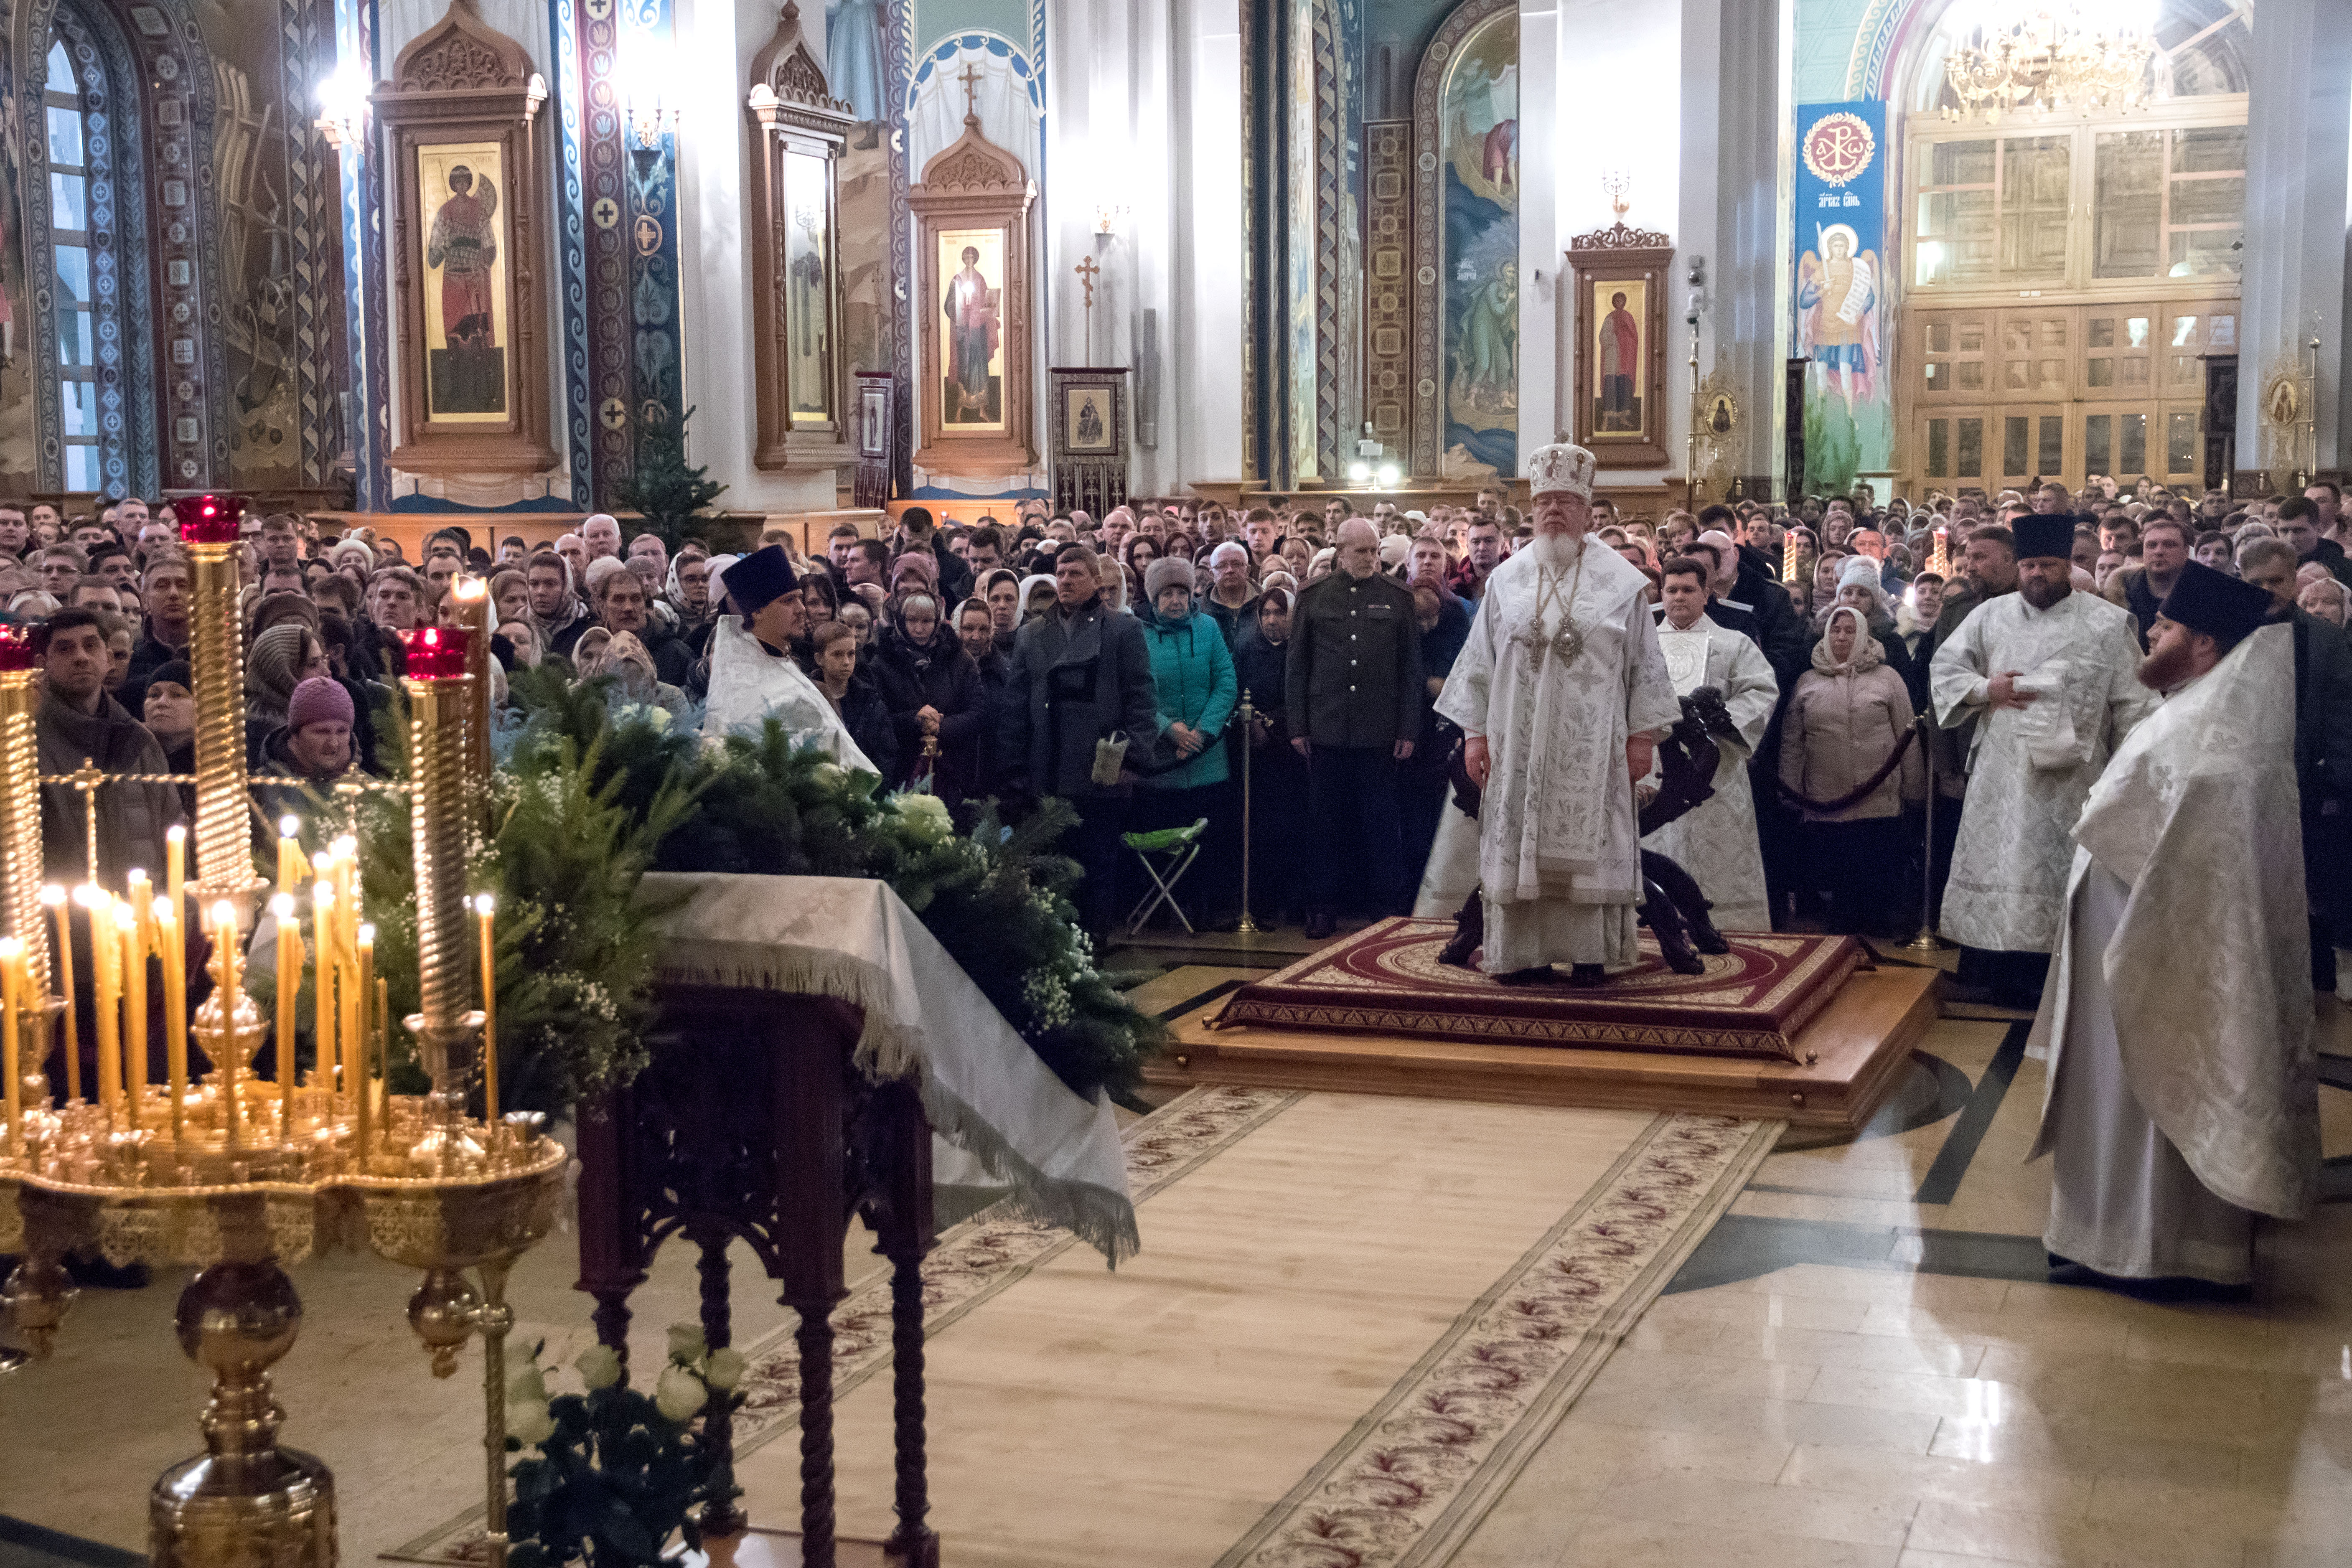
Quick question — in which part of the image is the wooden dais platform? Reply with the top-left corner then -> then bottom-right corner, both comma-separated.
1144,965 -> 1939,1131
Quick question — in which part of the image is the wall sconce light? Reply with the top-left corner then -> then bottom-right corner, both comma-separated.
314,58 -> 370,150
621,41 -> 680,145
1094,203 -> 1130,237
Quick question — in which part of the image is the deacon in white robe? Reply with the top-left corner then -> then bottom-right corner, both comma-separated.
1643,562 -> 1779,932
1437,442 -> 1680,981
700,544 -> 876,773
2030,565 -> 2319,1286
1929,518 -> 2153,970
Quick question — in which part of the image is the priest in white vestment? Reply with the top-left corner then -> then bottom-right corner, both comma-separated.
701,544 -> 876,773
2031,563 -> 2319,1288
1643,554 -> 1778,931
1437,442 -> 1680,983
1929,513 -> 2153,998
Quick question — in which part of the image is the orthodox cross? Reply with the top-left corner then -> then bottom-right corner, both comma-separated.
1074,255 -> 1101,364
958,64 -> 983,118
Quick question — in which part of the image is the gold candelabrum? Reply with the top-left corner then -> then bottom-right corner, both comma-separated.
0,500 -> 559,1568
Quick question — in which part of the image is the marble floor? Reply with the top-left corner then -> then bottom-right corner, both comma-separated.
4,929 -> 2349,1568
1123,930 -> 2352,1568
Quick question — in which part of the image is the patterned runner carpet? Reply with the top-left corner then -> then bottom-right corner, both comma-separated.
390,1087 -> 1777,1568
1211,916 -> 1866,1060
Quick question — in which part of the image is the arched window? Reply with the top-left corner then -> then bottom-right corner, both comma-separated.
44,33 -> 100,490
29,0 -> 163,497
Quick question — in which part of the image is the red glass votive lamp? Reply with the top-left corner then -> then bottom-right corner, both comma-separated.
177,494 -> 247,545
0,625 -> 36,672
401,625 -> 473,680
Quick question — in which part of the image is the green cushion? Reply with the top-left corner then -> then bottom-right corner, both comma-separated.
1122,819 -> 1208,852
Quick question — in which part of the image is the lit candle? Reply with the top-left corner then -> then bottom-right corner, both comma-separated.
337,895 -> 360,1120
213,900 -> 240,1144
88,890 -> 120,1115
277,816 -> 302,899
374,976 -> 390,1155
356,923 -> 374,1157
313,879 -> 338,1108
475,896 -> 498,1124
165,825 -> 186,918
42,885 -> 77,1104
2,937 -> 21,1153
155,897 -> 186,1145
272,894 -> 300,1142
117,902 -> 144,1131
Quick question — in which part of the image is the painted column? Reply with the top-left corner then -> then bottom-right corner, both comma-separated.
1681,0 -> 1786,498
2236,0 -> 2351,485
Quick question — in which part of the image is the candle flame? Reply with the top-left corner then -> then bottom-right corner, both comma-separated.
72,884 -> 99,909
280,815 -> 300,839
359,923 -> 376,946
476,893 -> 496,916
211,899 -> 236,931
0,937 -> 21,961
167,824 -> 186,844
152,897 -> 173,925
39,884 -> 63,908
270,893 -> 296,920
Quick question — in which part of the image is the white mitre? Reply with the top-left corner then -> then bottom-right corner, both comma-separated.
1527,441 -> 1597,500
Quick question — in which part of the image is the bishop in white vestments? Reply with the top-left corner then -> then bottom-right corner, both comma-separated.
1643,555 -> 1778,930
2032,564 -> 2319,1288
1438,443 -> 1680,983
702,545 -> 876,773
1929,514 -> 2152,993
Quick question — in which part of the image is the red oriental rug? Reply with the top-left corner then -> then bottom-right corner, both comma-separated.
1208,917 -> 1868,1062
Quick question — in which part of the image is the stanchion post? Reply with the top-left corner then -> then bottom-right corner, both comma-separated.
1904,712 -> 1953,953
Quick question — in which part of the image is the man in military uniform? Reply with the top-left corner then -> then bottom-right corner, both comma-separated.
1288,517 -> 1425,938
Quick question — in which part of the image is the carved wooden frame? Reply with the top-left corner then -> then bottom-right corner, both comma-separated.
375,0 -> 556,475
909,110 -> 1036,474
1566,224 -> 1675,469
747,3 -> 854,471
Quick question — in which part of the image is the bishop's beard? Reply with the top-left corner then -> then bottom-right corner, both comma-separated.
1530,529 -> 1582,572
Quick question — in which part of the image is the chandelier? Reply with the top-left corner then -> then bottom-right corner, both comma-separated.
1943,5 -> 2154,122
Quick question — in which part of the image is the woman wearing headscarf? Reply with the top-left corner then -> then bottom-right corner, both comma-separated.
1017,573 -> 1059,626
1231,585 -> 1305,926
1808,554 -> 1915,690
1134,557 -> 1240,925
577,629 -> 691,720
1778,604 -> 1924,936
869,587 -> 984,801
979,567 -> 1023,653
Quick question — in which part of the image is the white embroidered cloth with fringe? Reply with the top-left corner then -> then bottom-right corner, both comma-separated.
638,872 -> 1138,1263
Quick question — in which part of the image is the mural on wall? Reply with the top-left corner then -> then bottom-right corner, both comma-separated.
1439,8 -> 1514,481
199,0 -> 340,491
825,0 -> 885,124
1792,100 -> 1889,494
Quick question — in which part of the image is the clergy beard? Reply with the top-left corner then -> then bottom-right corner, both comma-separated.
2019,575 -> 2072,610
1530,530 -> 1582,572
2137,638 -> 2197,691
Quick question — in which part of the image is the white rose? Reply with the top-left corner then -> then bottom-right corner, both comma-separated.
666,1323 -> 707,1365
506,1364 -> 549,1407
508,1398 -> 557,1447
654,1364 -> 707,1423
573,1344 -> 622,1391
704,1347 -> 747,1391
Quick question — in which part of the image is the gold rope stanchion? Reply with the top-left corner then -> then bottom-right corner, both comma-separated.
1235,691 -> 1260,937
1904,712 -> 1955,953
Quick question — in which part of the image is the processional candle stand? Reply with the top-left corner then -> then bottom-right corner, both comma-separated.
1902,527 -> 1955,954
0,500 -> 564,1568
1235,691 -> 1261,938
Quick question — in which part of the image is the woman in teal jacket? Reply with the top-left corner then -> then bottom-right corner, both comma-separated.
1134,556 -> 1240,925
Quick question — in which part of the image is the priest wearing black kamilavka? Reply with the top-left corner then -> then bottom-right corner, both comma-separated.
1929,513 -> 2153,1004
2031,562 -> 2321,1294
701,543 -> 875,772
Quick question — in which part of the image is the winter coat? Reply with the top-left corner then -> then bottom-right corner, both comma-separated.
1140,608 -> 1238,790
37,690 -> 183,884
1000,593 -> 1160,800
869,624 -> 985,794
1779,651 -> 1924,823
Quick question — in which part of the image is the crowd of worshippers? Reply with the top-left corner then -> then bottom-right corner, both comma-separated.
3,475 -> 2349,976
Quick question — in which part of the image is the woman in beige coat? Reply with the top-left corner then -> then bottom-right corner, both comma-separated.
1780,605 -> 1924,935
